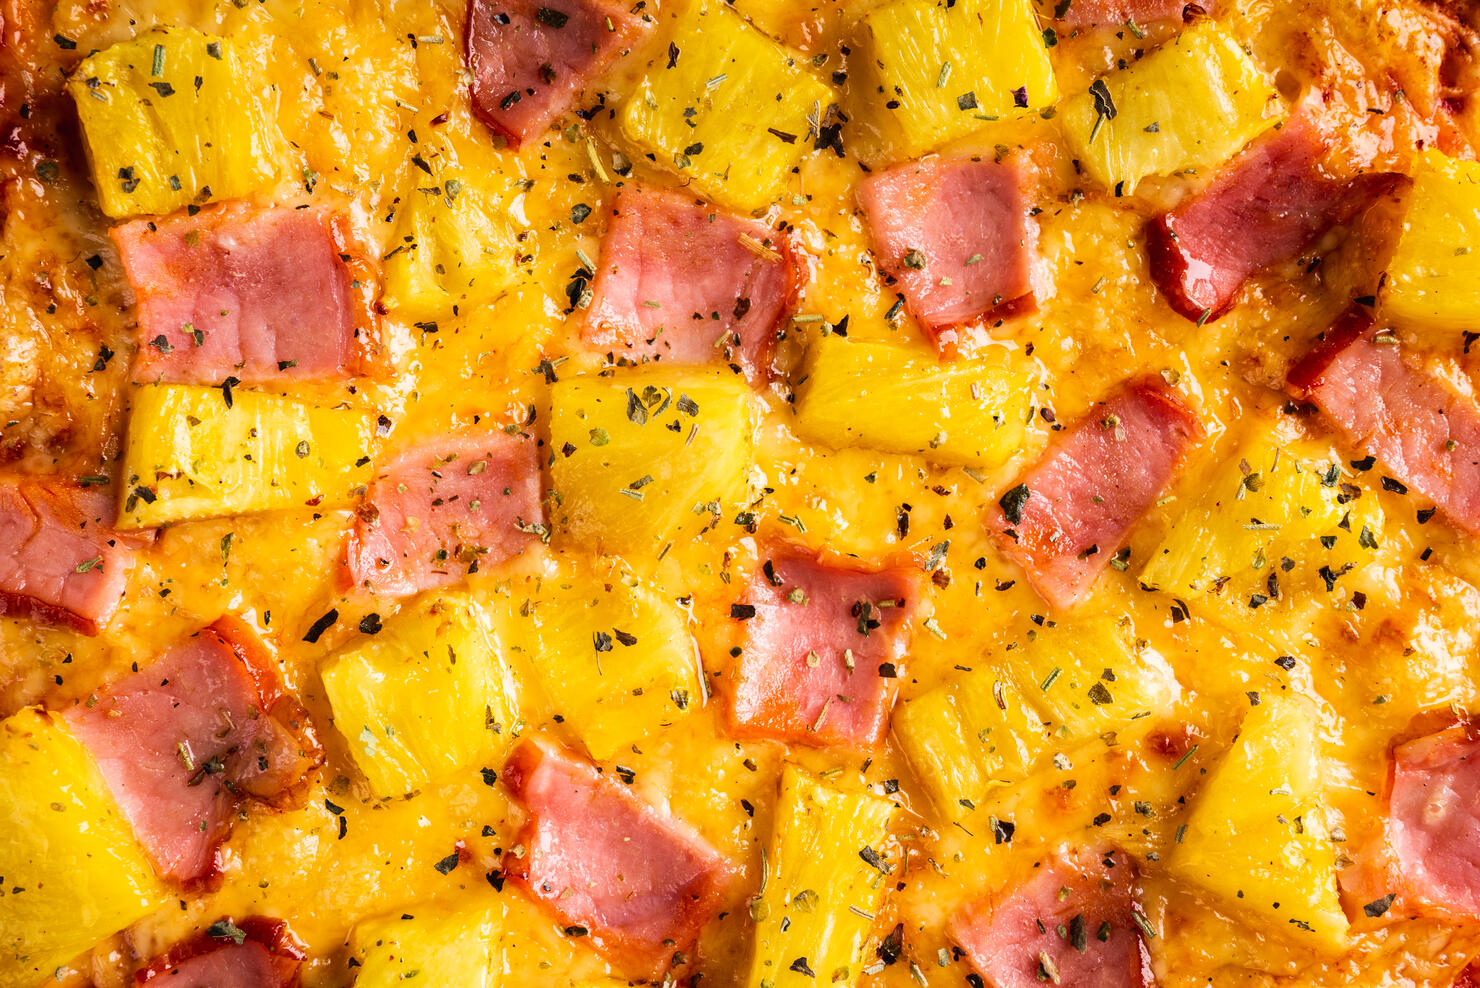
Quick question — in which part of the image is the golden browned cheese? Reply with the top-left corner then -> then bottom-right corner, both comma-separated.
4,0 -> 1480,985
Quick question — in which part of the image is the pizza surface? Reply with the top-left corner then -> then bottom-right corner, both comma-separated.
4,0 -> 1480,985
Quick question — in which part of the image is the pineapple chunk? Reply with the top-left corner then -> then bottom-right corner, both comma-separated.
68,28 -> 281,218
1380,151 -> 1480,332
746,766 -> 897,988
1062,22 -> 1281,190
619,2 -> 835,211
792,335 -> 1036,469
322,593 -> 519,798
507,564 -> 700,761
851,0 -> 1057,160
0,709 -> 167,985
349,904 -> 498,987
1169,694 -> 1347,951
1141,430 -> 1384,599
894,672 -> 1050,818
383,176 -> 519,322
120,384 -> 378,528
546,368 -> 755,555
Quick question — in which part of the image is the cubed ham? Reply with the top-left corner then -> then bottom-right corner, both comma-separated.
0,479 -> 149,635
466,0 -> 648,148
135,917 -> 305,987
583,185 -> 800,382
1054,0 -> 1205,26
858,156 -> 1039,356
1288,305 -> 1480,534
950,846 -> 1152,988
989,377 -> 1204,609
501,738 -> 733,979
63,617 -> 323,887
342,431 -> 542,597
725,547 -> 923,750
112,200 -> 381,385
1382,725 -> 1480,921
1148,113 -> 1398,323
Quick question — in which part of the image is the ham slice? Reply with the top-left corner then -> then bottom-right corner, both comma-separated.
858,156 -> 1039,355
342,431 -> 542,597
466,0 -> 648,148
583,185 -> 800,382
112,200 -> 381,385
1054,0 -> 1204,26
726,547 -> 923,750
950,846 -> 1152,988
501,738 -> 733,979
1148,113 -> 1398,323
1383,725 -> 1480,921
134,917 -> 305,987
1288,305 -> 1480,534
989,377 -> 1203,609
63,617 -> 323,886
0,479 -> 148,634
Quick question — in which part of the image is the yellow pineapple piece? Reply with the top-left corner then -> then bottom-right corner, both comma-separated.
0,709 -> 167,986
1380,150 -> 1480,332
1169,694 -> 1348,951
322,593 -> 520,798
506,563 -> 700,761
1141,429 -> 1384,599
619,2 -> 835,211
792,336 -> 1037,469
746,766 -> 897,988
1062,22 -> 1281,190
546,368 -> 754,555
119,384 -> 378,528
349,903 -> 498,987
383,175 -> 520,322
68,28 -> 281,218
850,0 -> 1057,160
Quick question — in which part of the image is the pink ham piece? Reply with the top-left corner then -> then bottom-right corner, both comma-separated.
583,185 -> 800,382
501,738 -> 733,979
990,377 -> 1203,609
950,846 -> 1152,988
0,479 -> 148,634
858,156 -> 1039,356
1148,113 -> 1397,323
112,200 -> 381,385
342,431 -> 542,597
466,0 -> 648,147
726,547 -> 923,750
1288,305 -> 1480,534
63,617 -> 323,887
1053,0 -> 1204,26
1382,725 -> 1480,921
135,917 -> 306,987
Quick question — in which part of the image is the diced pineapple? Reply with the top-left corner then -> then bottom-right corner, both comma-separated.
746,766 -> 897,988
893,672 -> 1050,818
1169,694 -> 1348,951
68,28 -> 281,218
383,176 -> 520,322
0,709 -> 167,986
1380,150 -> 1480,332
505,564 -> 700,761
619,2 -> 835,211
120,384 -> 378,528
850,0 -> 1057,160
1062,22 -> 1281,190
546,368 -> 755,555
349,904 -> 497,987
1140,428 -> 1383,598
1001,618 -> 1180,737
792,335 -> 1036,470
322,593 -> 519,798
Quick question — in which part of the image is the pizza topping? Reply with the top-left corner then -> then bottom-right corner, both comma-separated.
63,618 -> 323,886
726,547 -> 923,750
134,916 -> 306,986
583,185 -> 800,382
990,377 -> 1204,609
466,0 -> 647,147
500,738 -> 733,978
857,156 -> 1039,355
1052,0 -> 1208,25
1383,725 -> 1480,920
342,431 -> 542,597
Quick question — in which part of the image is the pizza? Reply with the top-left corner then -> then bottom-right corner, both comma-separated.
2,0 -> 1480,984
